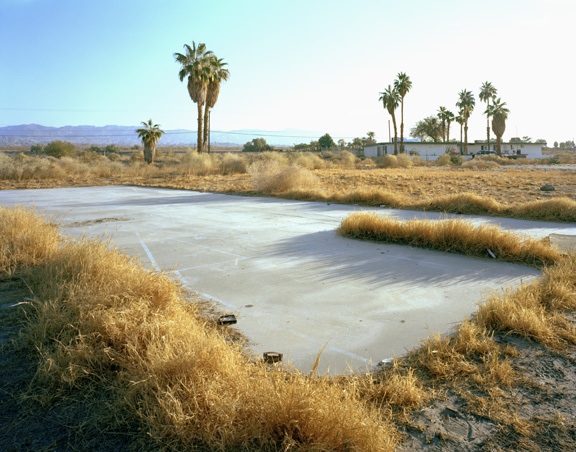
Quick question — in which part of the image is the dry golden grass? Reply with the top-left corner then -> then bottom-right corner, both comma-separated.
248,160 -> 321,194
476,255 -> 576,348
1,150 -> 576,222
337,212 -> 561,267
0,206 -> 61,275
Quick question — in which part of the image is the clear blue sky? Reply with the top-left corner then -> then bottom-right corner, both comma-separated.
1,0 -> 574,144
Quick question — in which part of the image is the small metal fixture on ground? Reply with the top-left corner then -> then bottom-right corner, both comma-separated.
263,351 -> 283,363
217,314 -> 237,325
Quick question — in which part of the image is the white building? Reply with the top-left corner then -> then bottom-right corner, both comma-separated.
363,141 -> 544,160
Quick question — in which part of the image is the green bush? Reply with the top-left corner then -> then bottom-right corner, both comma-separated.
44,140 -> 76,158
242,138 -> 272,152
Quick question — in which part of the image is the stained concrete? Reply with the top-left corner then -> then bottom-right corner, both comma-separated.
2,186 -> 575,374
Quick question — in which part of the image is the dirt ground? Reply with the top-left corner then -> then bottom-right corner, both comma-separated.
1,165 -> 576,207
2,276 -> 576,451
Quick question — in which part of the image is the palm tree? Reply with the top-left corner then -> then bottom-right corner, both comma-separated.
479,82 -> 497,151
136,119 -> 165,164
379,85 -> 401,154
204,56 -> 230,153
455,112 -> 465,154
444,109 -> 455,143
366,131 -> 376,143
174,41 -> 214,153
394,72 -> 412,153
456,89 -> 475,154
486,97 -> 510,156
437,107 -> 455,143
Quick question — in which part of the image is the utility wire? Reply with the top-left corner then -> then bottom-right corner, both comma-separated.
0,129 -> 358,140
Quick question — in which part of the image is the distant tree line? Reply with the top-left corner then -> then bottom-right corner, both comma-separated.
241,132 -> 377,153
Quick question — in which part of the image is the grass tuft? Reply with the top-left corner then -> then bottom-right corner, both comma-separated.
337,212 -> 561,267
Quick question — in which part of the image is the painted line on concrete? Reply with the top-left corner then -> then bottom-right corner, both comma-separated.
172,270 -> 188,286
135,232 -> 160,272
198,292 -> 238,310
290,330 -> 372,365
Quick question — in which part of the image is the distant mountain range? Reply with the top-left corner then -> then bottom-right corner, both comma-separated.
0,124 -> 325,147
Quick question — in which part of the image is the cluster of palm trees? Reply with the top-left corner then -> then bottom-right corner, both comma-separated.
381,78 -> 510,157
135,41 -> 229,163
379,72 -> 412,155
174,41 -> 230,153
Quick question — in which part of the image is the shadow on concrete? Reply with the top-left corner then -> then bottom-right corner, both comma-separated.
265,229 -> 540,289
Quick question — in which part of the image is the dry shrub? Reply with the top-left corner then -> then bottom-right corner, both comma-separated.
332,188 -> 408,208
376,154 -> 399,168
57,156 -> 92,177
396,153 -> 413,168
362,367 -> 429,409
555,152 -> 576,164
540,254 -> 576,310
334,150 -> 358,169
452,319 -> 500,357
476,282 -> 576,348
257,150 -> 290,166
410,154 -> 423,166
435,153 -> 452,165
291,152 -> 327,170
181,150 -> 215,175
415,192 -> 505,216
359,157 -> 377,169
337,212 -> 560,267
509,197 -> 576,223
411,333 -> 478,379
219,153 -> 247,174
0,154 -> 68,181
462,158 -> 500,170
249,160 -> 320,194
0,206 -> 60,274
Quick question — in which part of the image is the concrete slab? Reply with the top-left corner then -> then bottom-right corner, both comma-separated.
2,186 -> 575,374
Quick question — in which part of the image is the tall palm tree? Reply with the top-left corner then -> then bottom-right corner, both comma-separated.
379,85 -> 401,154
486,97 -> 510,156
479,82 -> 497,151
437,107 -> 456,143
204,56 -> 230,153
455,112 -> 465,154
444,109 -> 455,143
456,89 -> 475,154
394,72 -> 412,153
136,119 -> 165,164
174,41 -> 214,153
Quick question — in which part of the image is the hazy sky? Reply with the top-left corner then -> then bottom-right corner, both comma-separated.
1,0 -> 574,144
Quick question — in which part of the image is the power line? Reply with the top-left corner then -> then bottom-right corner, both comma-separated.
0,129 -> 358,140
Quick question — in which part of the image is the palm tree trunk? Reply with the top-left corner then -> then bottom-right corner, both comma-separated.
203,105 -> 210,153
486,99 -> 491,151
464,122 -> 468,154
143,144 -> 154,164
446,122 -> 451,143
459,124 -> 463,154
400,100 -> 404,153
392,115 -> 398,155
197,102 -> 204,153
496,135 -> 502,156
